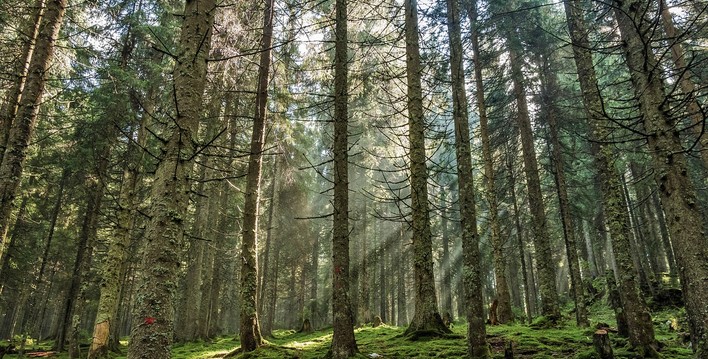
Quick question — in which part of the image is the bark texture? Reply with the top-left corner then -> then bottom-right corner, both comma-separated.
539,55 -> 588,327
446,0 -> 488,356
613,1 -> 708,355
127,1 -> 215,358
563,0 -> 659,355
507,41 -> 560,321
239,0 -> 274,349
0,0 -> 66,268
329,0 -> 358,356
466,0 -> 513,326
403,0 -> 450,337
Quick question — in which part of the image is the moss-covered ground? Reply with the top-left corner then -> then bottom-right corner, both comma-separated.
3,302 -> 694,358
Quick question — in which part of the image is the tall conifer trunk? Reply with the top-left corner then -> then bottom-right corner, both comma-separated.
538,54 -> 588,327
613,1 -> 708,355
329,0 -> 358,355
465,0 -> 513,325
239,0 -> 275,350
403,0 -> 450,337
127,1 -> 215,358
445,0 -> 487,356
563,0 -> 659,355
0,0 -> 66,266
506,40 -> 560,321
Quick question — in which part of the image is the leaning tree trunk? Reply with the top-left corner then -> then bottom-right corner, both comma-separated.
539,55 -> 588,327
402,0 -> 451,337
329,0 -> 358,356
658,0 -> 708,169
466,0 -> 513,326
446,0 -> 488,356
506,40 -> 560,321
0,0 -> 45,165
563,0 -> 659,355
613,1 -> 708,355
0,0 -> 66,267
127,1 -> 215,358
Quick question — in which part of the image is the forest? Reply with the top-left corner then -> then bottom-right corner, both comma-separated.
0,0 -> 705,358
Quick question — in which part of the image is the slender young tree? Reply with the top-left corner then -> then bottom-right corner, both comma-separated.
403,0 -> 451,337
239,0 -> 275,351
445,0 -> 488,356
613,1 -> 708,355
127,1 -> 215,358
0,0 -> 67,266
465,0 -> 513,325
329,0 -> 358,356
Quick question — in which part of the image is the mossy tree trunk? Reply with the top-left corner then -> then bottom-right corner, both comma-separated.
613,1 -> 708,355
506,40 -> 560,321
239,2 -> 274,338
127,1 -> 215,358
329,0 -> 358,356
563,1 -> 659,356
446,0 -> 488,356
403,0 -> 450,337
0,0 -> 45,165
0,0 -> 66,269
538,54 -> 589,327
466,0 -> 513,326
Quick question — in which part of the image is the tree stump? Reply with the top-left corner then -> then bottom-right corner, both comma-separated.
488,299 -> 499,325
372,315 -> 383,328
298,318 -> 313,333
593,330 -> 614,359
504,341 -> 514,358
442,312 -> 452,328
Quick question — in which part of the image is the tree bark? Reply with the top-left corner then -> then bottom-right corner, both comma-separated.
539,55 -> 588,327
329,0 -> 358,355
127,1 -> 215,357
613,1 -> 708,355
403,0 -> 450,337
0,0 -> 66,267
506,40 -> 560,321
563,0 -> 659,355
239,0 -> 275,350
446,0 -> 488,356
465,0 -> 513,326
658,0 -> 708,169
0,0 -> 46,164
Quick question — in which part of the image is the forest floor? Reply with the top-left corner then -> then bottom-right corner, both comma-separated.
2,302 -> 694,358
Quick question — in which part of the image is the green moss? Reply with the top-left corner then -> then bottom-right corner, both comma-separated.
3,305 -> 697,358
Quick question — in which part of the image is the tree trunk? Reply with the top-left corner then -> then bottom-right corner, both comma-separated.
403,0 -> 450,338
506,39 -> 560,321
0,0 -> 45,164
539,55 -> 588,327
239,0 -> 275,351
127,1 -> 215,357
507,149 -> 534,323
466,0 -> 513,326
658,0 -> 708,168
446,0 -> 488,356
440,192 -> 452,317
0,0 -> 66,266
563,1 -> 659,355
329,0 -> 358,355
613,1 -> 708,355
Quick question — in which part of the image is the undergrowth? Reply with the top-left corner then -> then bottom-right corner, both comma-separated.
3,304 -> 694,358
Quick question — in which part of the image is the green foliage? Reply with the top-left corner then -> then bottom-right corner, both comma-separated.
5,305 -> 696,358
